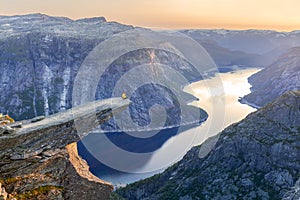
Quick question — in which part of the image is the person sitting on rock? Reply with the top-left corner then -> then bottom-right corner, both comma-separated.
122,92 -> 127,99
4,115 -> 14,123
0,114 -> 14,126
0,114 -> 16,135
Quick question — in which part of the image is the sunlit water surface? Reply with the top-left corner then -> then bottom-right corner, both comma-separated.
78,68 -> 260,186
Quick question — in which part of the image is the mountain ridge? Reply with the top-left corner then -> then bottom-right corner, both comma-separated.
242,47 -> 300,107
116,90 -> 300,199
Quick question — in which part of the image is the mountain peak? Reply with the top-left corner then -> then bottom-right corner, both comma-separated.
0,13 -> 132,40
75,16 -> 107,23
0,13 -> 107,24
0,13 -> 72,22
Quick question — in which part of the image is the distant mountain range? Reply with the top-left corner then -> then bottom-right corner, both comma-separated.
182,29 -> 300,68
116,90 -> 300,199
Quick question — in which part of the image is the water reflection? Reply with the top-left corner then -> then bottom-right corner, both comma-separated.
78,68 -> 260,186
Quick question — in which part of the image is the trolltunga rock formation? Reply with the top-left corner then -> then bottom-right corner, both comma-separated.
0,98 -> 130,200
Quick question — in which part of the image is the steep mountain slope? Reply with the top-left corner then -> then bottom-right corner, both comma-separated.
2,14 -> 299,124
1,14 -> 299,127
0,13 -> 132,120
0,14 -> 207,131
199,40 -> 266,68
243,47 -> 300,107
116,91 -> 300,199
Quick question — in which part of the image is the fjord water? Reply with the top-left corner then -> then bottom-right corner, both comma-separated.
78,68 -> 260,186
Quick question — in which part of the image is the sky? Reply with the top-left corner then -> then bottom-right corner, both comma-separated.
0,0 -> 300,31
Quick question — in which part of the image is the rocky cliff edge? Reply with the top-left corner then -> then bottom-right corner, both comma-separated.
0,97 -> 130,200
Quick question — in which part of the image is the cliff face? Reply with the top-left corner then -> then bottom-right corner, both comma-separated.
242,47 -> 300,107
116,91 -> 300,200
0,14 -> 207,131
0,14 -> 132,121
3,14 -> 300,133
0,98 -> 130,200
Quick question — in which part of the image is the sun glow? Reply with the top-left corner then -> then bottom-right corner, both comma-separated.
0,0 -> 299,31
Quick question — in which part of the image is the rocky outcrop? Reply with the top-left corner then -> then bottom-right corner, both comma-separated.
0,98 -> 130,200
242,47 -> 300,107
116,91 -> 300,199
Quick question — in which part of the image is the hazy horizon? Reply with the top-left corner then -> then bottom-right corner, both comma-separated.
1,0 -> 300,31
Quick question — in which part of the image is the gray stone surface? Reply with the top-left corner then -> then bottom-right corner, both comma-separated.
0,98 -> 130,200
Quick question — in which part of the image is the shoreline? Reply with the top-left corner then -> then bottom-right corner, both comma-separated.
82,67 -> 262,186
238,97 -> 261,109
